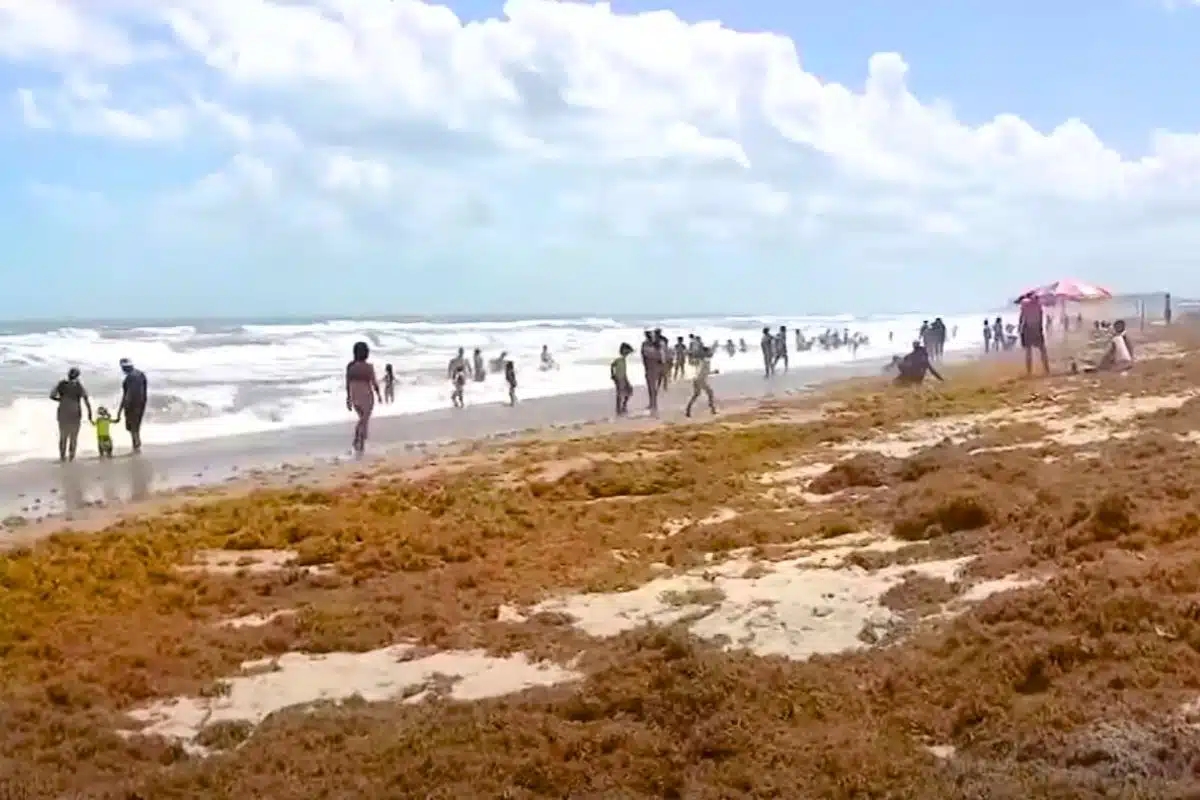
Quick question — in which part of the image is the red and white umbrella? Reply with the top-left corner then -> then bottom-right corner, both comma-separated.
1017,279 -> 1113,305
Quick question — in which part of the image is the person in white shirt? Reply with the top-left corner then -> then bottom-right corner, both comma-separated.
1098,319 -> 1134,371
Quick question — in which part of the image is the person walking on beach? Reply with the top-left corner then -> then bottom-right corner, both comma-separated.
685,345 -> 718,417
472,349 -> 485,382
774,325 -> 789,372
640,330 -> 663,414
382,364 -> 396,404
1017,292 -> 1051,376
611,343 -> 634,416
448,348 -> 469,408
50,367 -> 92,462
345,341 -> 381,455
760,327 -> 775,377
116,358 -> 148,454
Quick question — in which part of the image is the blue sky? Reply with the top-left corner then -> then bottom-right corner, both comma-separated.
2,0 -> 1199,320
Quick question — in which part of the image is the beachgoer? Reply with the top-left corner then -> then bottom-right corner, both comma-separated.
472,349 -> 485,382
983,320 -> 992,353
611,343 -> 634,416
1093,319 -> 1134,372
655,329 -> 670,391
1165,293 -> 1173,325
539,346 -> 555,371
1017,292 -> 1050,376
116,358 -> 147,454
930,318 -> 946,359
673,337 -> 687,379
774,326 -> 789,372
725,339 -> 736,357
345,341 -> 381,455
448,348 -> 469,408
685,345 -> 718,417
640,330 -> 663,414
760,327 -> 775,377
504,359 -> 518,405
992,317 -> 1005,351
738,338 -> 748,353
383,364 -> 396,404
894,342 -> 944,386
51,367 -> 92,462
93,406 -> 114,458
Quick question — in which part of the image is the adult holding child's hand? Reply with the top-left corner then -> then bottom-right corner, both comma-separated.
50,366 -> 92,462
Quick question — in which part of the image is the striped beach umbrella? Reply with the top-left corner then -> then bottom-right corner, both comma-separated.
1017,279 -> 1113,305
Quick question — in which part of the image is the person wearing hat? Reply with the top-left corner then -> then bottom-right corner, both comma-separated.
117,358 -> 148,453
50,367 -> 92,461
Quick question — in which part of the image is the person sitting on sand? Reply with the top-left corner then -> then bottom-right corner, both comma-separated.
51,367 -> 92,462
448,348 -> 470,409
685,345 -> 718,417
894,342 -> 944,386
611,342 -> 634,416
382,364 -> 396,404
1083,319 -> 1134,373
504,359 -> 518,405
345,341 -> 382,456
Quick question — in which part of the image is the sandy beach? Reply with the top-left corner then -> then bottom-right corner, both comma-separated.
0,355 -> 901,529
3,326 -> 1198,797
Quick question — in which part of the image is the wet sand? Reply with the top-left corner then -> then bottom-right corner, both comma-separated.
0,355 -> 914,525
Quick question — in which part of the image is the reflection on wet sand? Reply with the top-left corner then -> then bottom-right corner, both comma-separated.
58,456 -> 156,515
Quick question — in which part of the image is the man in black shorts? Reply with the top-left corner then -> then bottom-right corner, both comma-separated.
1017,292 -> 1051,376
117,357 -> 148,453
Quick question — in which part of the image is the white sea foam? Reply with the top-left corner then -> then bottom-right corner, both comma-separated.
0,312 -> 991,465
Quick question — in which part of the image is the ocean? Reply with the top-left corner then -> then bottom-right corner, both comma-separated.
0,311 -> 994,466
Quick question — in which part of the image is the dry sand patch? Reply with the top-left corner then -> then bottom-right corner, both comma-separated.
124,645 -> 580,754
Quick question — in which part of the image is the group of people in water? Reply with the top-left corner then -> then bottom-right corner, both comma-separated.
48,358 -> 149,461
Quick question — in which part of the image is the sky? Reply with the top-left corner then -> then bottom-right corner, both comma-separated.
2,0 -> 1200,321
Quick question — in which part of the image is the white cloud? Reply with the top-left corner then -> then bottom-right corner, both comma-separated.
3,0 -> 1199,314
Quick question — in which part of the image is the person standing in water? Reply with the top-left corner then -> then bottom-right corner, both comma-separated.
654,329 -> 671,392
760,327 -> 775,377
472,349 -> 485,382
345,341 -> 381,455
673,337 -> 687,379
382,364 -> 396,404
685,345 -> 718,417
51,367 -> 92,462
116,358 -> 147,454
640,330 -> 663,414
504,359 -> 518,405
448,348 -> 470,408
774,325 -> 789,372
611,343 -> 634,416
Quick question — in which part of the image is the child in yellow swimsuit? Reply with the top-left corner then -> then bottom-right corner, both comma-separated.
93,407 -> 114,458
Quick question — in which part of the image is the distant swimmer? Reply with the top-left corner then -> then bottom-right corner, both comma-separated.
685,345 -> 718,417
345,341 -> 382,456
725,339 -> 735,357
640,330 -> 663,414
448,347 -> 470,408
383,363 -> 396,404
472,348 -> 485,382
50,366 -> 92,462
774,325 -> 789,372
760,327 -> 775,377
504,359 -> 518,405
117,358 -> 148,454
894,341 -> 944,386
539,345 -> 556,371
611,342 -> 634,416
673,337 -> 687,379
738,338 -> 747,353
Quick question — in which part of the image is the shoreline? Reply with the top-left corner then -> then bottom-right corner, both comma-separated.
0,353 -> 924,529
